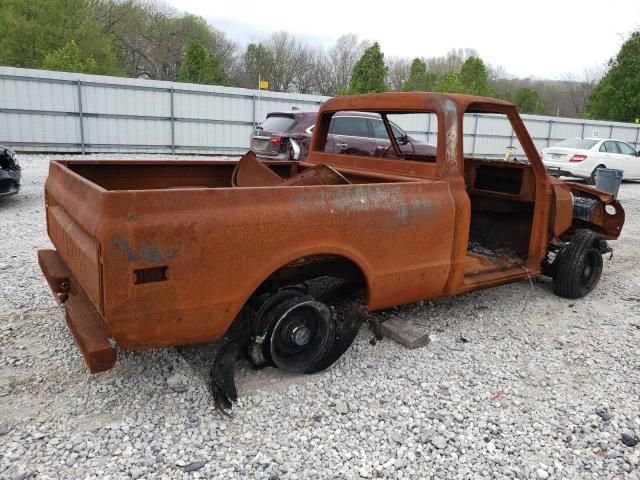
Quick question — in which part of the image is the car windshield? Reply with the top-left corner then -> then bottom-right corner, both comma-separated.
554,139 -> 598,149
260,115 -> 297,132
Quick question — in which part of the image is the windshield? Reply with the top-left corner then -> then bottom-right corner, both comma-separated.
260,115 -> 297,132
554,139 -> 598,149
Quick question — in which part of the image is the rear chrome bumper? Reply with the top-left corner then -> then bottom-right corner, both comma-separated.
255,151 -> 289,161
38,249 -> 116,373
543,161 -> 590,179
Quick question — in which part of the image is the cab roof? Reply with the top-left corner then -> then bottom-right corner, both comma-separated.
320,92 -> 514,115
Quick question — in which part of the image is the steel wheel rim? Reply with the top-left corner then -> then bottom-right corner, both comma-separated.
268,300 -> 334,373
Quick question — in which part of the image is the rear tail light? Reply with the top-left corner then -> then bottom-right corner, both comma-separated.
569,154 -> 587,162
269,135 -> 281,145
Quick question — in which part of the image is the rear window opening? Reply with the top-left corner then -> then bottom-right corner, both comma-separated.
259,115 -> 297,132
555,139 -> 598,149
319,111 -> 438,162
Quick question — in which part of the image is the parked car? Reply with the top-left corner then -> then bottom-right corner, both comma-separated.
38,92 -> 624,410
250,111 -> 436,161
542,138 -> 640,184
250,111 -> 316,160
0,146 -> 21,197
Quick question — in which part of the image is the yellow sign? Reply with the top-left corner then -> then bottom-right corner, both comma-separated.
636,117 -> 640,124
259,80 -> 269,90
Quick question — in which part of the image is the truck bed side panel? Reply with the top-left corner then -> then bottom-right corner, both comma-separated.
97,181 -> 456,349
45,162 -> 103,311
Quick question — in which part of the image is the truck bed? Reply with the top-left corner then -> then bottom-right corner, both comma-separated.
42,158 -> 458,370
65,159 -> 419,191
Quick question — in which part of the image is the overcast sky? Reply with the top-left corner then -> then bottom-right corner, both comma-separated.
167,0 -> 640,79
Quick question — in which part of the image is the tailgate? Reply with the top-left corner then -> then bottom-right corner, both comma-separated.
45,162 -> 103,311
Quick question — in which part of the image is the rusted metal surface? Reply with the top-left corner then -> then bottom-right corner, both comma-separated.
38,249 -> 116,372
37,92 -> 624,380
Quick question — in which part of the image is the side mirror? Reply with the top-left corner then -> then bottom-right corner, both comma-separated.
396,134 -> 409,145
636,150 -> 640,157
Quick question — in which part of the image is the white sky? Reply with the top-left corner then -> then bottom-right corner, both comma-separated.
167,0 -> 640,79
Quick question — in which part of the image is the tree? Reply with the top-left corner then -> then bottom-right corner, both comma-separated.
238,43 -> 275,89
458,56 -> 494,96
41,40 -> 97,73
563,68 -> 602,118
386,57 -> 410,91
325,34 -> 370,95
346,42 -> 388,94
584,31 -> 640,122
426,48 -> 478,75
514,88 -> 547,115
0,0 -> 123,75
291,45 -> 324,94
94,1 -> 237,81
265,32 -> 300,92
434,72 -> 464,93
402,58 -> 437,92
178,40 -> 229,85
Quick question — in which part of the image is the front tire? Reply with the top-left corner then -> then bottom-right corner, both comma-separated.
553,230 -> 603,298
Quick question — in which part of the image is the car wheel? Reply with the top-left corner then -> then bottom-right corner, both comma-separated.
263,295 -> 336,373
553,229 -> 603,299
587,164 -> 606,185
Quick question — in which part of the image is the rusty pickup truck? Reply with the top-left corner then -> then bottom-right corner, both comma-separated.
38,93 -> 624,407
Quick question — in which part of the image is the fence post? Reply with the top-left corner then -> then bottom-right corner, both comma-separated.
581,122 -> 586,139
426,114 -> 431,144
170,87 -> 175,155
76,80 -> 85,154
635,126 -> 640,149
471,114 -> 479,156
546,120 -> 554,147
252,93 -> 256,128
609,125 -> 613,138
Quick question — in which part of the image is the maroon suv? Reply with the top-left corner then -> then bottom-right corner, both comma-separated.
250,111 -> 436,161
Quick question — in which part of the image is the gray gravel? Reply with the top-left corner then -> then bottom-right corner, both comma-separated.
1,154 -> 640,479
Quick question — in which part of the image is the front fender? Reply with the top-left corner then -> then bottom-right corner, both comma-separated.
552,180 -> 624,240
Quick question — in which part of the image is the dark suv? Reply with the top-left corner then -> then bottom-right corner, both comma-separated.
0,146 -> 21,198
250,111 -> 435,161
250,112 -> 316,161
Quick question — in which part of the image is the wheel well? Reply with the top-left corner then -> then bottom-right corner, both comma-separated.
255,254 -> 369,298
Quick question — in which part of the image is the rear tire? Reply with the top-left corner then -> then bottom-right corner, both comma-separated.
553,230 -> 603,298
263,296 -> 335,373
587,165 -> 605,185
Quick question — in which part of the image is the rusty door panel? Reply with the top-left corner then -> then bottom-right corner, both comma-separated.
96,180 -> 456,348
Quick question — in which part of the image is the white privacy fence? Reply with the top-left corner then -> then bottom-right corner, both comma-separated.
1,66 -> 639,157
0,67 -> 326,155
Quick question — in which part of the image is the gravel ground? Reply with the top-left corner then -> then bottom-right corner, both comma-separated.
1,154 -> 640,480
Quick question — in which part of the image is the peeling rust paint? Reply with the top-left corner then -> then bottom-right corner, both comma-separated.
113,236 -> 181,264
